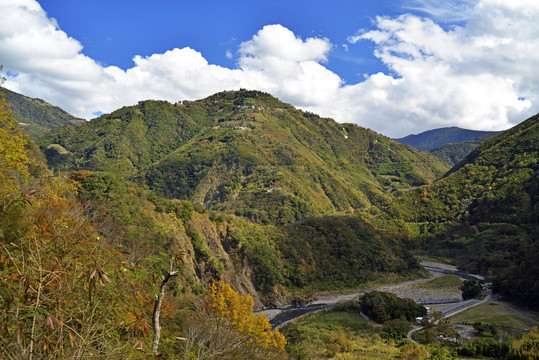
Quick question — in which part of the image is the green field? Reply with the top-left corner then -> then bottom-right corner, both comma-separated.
414,274 -> 462,290
448,301 -> 536,329
282,309 -> 402,359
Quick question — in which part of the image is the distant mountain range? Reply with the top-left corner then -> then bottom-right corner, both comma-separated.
394,126 -> 502,166
1,86 -> 83,137
394,114 -> 538,307
394,126 -> 501,151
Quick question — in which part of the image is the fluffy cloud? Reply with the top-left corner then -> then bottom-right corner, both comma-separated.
346,0 -> 539,135
1,0 -> 538,137
239,25 -> 341,108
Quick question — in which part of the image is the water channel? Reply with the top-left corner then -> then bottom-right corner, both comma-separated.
256,261 -> 485,328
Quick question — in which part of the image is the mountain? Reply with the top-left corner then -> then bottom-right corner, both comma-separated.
1,87 -> 84,138
40,89 -> 448,225
429,133 -> 499,166
395,126 -> 501,151
393,114 -> 538,308
0,86 -> 428,314
4,87 -> 537,357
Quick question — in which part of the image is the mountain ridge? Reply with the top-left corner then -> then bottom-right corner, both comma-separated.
1,86 -> 84,137
393,113 -> 538,308
395,126 -> 501,151
40,89 -> 449,224
428,133 -> 499,166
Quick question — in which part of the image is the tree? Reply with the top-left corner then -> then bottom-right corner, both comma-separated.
0,176 -> 154,359
204,280 -> 286,351
461,280 -> 482,300
399,344 -> 430,359
179,280 -> 286,359
151,253 -> 183,355
0,72 -> 30,209
506,327 -> 538,360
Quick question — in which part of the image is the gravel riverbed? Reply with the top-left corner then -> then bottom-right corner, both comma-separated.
259,261 -> 464,321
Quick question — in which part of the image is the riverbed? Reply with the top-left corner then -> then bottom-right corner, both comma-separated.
258,261 -> 467,327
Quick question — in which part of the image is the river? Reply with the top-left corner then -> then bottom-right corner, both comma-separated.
257,261 -> 482,328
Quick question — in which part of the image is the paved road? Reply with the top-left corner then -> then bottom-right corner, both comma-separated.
407,292 -> 492,344
445,292 -> 491,319
407,326 -> 423,343
265,261 -> 484,329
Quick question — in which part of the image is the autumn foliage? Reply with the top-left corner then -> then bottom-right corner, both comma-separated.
0,89 -> 29,208
204,280 -> 286,351
0,89 -> 155,358
0,177 -> 156,358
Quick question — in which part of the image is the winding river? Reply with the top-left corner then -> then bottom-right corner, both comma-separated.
257,261 -> 484,328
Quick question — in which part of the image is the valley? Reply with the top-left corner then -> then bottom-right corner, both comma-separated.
261,261 -> 489,328
1,87 -> 537,359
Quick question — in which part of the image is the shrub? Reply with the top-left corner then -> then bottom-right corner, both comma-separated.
360,291 -> 426,323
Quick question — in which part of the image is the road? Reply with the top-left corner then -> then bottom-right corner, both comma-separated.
407,291 -> 492,343
263,261 -> 485,329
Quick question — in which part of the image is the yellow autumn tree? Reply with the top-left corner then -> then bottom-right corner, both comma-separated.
0,81 -> 30,208
204,280 -> 286,352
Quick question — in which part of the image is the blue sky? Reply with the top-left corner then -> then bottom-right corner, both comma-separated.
1,0 -> 538,137
39,0 -> 401,82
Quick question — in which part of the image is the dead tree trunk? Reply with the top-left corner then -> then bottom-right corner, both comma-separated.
152,270 -> 178,355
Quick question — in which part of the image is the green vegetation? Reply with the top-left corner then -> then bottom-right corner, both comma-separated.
409,315 -> 539,359
395,126 -> 500,151
457,337 -> 508,358
68,167 -> 424,299
392,113 -> 539,309
413,275 -> 462,290
453,324 -> 539,359
429,133 -> 498,166
284,303 -> 538,360
39,90 -> 448,225
282,306 -> 403,359
382,319 -> 412,341
412,320 -> 460,346
283,302 -> 459,359
448,302 -> 537,329
281,217 -> 421,290
3,85 -> 539,358
2,86 -> 83,138
461,280 -> 483,300
506,328 -> 539,359
360,291 -> 427,323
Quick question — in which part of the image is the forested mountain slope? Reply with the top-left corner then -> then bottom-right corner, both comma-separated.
395,126 -> 501,151
1,88 -> 425,357
429,133 -> 499,166
40,90 -> 448,225
2,87 -> 83,137
393,114 -> 538,308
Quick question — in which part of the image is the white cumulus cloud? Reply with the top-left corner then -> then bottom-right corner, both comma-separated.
1,0 -> 538,137
345,0 -> 539,135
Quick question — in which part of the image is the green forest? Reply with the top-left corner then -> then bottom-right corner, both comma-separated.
1,88 -> 537,359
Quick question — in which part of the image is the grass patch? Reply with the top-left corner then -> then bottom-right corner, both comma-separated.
414,274 -> 462,289
284,271 -> 424,299
414,254 -> 458,266
282,308 -> 403,359
448,301 -> 535,329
